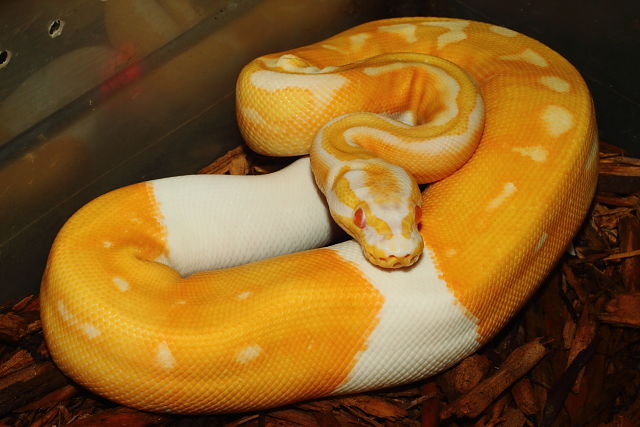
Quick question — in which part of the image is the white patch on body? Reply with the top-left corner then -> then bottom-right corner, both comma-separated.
379,23 -> 418,43
499,48 -> 549,67
81,323 -> 101,339
261,55 -> 338,74
512,146 -> 548,162
535,232 -> 549,252
236,345 -> 262,364
157,342 -> 176,369
489,25 -> 518,37
445,248 -> 458,257
321,44 -> 341,52
152,158 -> 335,276
363,62 -> 409,76
349,33 -> 370,50
330,241 -> 479,393
539,76 -> 571,93
112,276 -> 130,292
249,70 -> 347,109
541,105 -> 574,137
585,132 -> 599,172
420,20 -> 469,49
240,107 -> 265,125
236,291 -> 252,300
57,300 -> 74,323
487,182 -> 517,210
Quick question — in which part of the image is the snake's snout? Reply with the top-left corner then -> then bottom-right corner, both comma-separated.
387,253 -> 419,269
365,246 -> 423,269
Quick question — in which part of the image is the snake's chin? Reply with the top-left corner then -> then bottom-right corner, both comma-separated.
363,245 -> 423,269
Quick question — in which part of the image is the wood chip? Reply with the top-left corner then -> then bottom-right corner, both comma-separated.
441,339 -> 547,419
444,354 -> 493,396
598,293 -> 640,327
65,407 -> 166,426
511,378 -> 538,416
598,162 -> 640,194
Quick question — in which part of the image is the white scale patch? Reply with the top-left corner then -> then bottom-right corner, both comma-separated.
421,20 -> 469,49
236,291 -> 252,300
112,276 -> 130,292
535,232 -> 549,252
512,146 -> 548,162
267,55 -> 339,74
585,134 -> 599,172
240,107 -> 265,125
58,301 -> 100,339
363,62 -> 408,76
499,48 -> 548,67
487,182 -> 517,210
81,323 -> 101,339
236,345 -> 262,364
57,300 -> 74,323
250,70 -> 347,109
103,240 -> 113,248
157,342 -> 176,369
379,23 -> 417,43
445,248 -> 458,257
349,33 -> 370,51
321,44 -> 341,52
330,241 -> 479,393
539,76 -> 571,93
152,158 -> 335,276
541,105 -> 574,137
489,25 -> 518,37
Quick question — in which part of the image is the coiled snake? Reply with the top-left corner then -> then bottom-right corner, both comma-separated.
41,17 -> 598,413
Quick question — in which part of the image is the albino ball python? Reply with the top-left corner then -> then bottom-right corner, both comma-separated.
41,17 -> 598,414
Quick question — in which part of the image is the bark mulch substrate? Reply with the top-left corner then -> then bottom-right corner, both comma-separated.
1,142 -> 639,427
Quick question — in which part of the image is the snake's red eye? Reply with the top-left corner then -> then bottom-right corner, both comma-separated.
354,207 -> 366,228
415,205 -> 422,224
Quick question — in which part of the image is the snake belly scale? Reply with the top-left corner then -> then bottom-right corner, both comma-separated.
40,17 -> 598,413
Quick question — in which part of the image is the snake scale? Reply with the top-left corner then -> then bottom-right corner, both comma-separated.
40,17 -> 598,413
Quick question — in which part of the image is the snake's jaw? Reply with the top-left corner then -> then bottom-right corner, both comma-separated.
360,223 -> 424,269
363,236 -> 424,269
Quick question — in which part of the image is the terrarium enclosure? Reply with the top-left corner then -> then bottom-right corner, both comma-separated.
1,1 -> 640,426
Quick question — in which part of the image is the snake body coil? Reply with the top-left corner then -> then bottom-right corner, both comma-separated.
41,18 -> 598,413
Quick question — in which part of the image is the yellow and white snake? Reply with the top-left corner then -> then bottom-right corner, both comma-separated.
41,17 -> 598,414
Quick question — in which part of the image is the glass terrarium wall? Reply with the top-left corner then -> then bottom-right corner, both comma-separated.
0,0 -> 414,302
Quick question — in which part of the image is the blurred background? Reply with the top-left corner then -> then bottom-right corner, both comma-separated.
1,0 -> 638,302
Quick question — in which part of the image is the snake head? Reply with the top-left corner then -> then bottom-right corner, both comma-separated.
350,202 -> 423,268
329,163 -> 424,269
